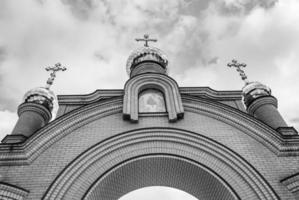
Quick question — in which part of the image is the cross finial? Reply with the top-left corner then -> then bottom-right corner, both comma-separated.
45,63 -> 67,89
227,59 -> 249,84
135,34 -> 157,47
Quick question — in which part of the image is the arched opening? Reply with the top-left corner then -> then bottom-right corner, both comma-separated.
139,89 -> 166,113
119,186 -> 198,200
44,127 -> 278,200
84,156 -> 238,200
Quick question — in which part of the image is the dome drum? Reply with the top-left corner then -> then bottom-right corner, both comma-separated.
126,46 -> 168,77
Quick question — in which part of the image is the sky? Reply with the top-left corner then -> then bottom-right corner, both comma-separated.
0,0 -> 299,199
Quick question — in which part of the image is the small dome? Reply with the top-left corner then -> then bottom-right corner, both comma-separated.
23,87 -> 58,119
126,46 -> 168,76
242,82 -> 271,95
242,81 -> 271,107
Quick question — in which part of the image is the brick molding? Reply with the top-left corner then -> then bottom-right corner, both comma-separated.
42,128 -> 279,200
281,173 -> 299,194
0,182 -> 29,200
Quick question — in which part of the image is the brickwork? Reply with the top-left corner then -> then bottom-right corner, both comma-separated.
0,93 -> 298,199
0,182 -> 29,200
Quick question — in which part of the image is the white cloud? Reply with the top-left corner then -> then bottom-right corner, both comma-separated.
0,110 -> 17,140
0,0 -> 298,140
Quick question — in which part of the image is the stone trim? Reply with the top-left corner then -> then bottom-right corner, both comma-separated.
123,73 -> 184,122
43,128 -> 278,200
1,135 -> 27,144
281,173 -> 299,194
277,127 -> 298,136
0,182 -> 29,200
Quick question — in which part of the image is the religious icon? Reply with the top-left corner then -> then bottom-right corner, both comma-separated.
139,89 -> 166,113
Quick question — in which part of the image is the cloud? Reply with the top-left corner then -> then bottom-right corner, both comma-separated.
0,110 -> 17,139
217,0 -> 277,15
0,0 -> 298,136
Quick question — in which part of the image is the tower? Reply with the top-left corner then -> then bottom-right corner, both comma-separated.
0,36 -> 299,200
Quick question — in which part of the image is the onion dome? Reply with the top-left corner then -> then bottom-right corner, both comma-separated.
242,81 -> 271,107
23,87 -> 58,119
126,46 -> 168,76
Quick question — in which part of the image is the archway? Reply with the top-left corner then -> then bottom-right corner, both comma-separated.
43,128 -> 278,200
83,155 -> 239,200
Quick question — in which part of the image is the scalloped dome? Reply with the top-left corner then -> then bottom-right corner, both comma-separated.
126,46 -> 168,76
242,81 -> 271,107
23,87 -> 58,119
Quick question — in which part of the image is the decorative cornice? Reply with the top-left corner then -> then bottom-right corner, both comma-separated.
0,182 -> 29,200
57,90 -> 124,105
179,87 -> 242,100
57,87 -> 243,105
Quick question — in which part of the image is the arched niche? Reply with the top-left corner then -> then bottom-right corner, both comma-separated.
123,73 -> 184,122
138,89 -> 167,113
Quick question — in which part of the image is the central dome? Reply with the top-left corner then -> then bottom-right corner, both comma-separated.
126,46 -> 168,76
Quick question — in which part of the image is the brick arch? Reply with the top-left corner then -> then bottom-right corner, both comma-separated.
84,155 -> 239,200
42,128 -> 279,200
123,73 -> 184,122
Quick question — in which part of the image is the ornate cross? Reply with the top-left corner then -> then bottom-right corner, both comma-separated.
45,63 -> 67,89
135,34 -> 157,47
227,59 -> 249,84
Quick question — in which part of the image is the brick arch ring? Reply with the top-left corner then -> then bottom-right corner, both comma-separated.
42,128 -> 279,200
123,73 -> 184,122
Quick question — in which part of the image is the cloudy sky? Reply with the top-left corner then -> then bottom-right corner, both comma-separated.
0,0 -> 299,198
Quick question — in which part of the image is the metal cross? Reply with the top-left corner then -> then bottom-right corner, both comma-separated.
227,59 -> 249,84
45,63 -> 67,89
135,34 -> 157,47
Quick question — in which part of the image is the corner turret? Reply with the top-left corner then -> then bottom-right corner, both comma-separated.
2,63 -> 66,143
228,59 -> 297,136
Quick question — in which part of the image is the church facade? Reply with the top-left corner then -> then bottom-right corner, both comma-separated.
0,36 -> 299,200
